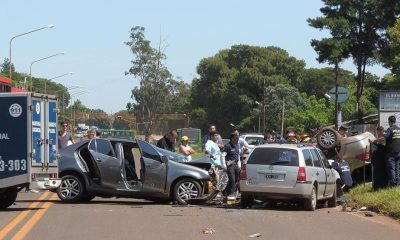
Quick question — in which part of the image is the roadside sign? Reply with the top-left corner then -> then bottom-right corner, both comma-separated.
328,86 -> 349,103
379,91 -> 400,111
379,91 -> 400,129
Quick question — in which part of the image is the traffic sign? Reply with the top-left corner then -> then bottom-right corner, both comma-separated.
328,86 -> 349,103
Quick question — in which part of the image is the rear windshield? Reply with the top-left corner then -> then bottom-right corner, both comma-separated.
245,136 -> 265,145
247,148 -> 299,166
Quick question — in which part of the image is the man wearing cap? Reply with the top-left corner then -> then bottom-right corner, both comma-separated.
179,136 -> 195,161
384,115 -> 400,186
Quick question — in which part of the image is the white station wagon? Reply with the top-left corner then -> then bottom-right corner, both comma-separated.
240,143 -> 339,211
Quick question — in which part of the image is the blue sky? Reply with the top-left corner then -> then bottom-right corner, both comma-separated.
0,0 -> 389,113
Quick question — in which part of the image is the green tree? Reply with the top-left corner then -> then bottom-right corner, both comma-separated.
191,45 -> 305,135
163,79 -> 191,114
381,18 -> 400,76
86,109 -> 110,129
263,84 -> 304,135
113,110 -> 134,130
288,93 -> 334,135
0,58 -> 14,76
125,26 -> 173,141
298,67 -> 354,99
308,0 -> 400,121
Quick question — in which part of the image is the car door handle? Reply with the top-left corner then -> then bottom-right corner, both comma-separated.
96,158 -> 101,162
327,174 -> 330,177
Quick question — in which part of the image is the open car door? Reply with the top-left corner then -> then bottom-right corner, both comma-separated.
88,139 -> 123,189
137,140 -> 167,193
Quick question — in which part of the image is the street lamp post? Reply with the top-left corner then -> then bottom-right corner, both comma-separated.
9,24 -> 55,81
255,101 -> 267,133
29,52 -> 65,91
255,101 -> 261,132
45,72 -> 73,93
281,100 -> 285,138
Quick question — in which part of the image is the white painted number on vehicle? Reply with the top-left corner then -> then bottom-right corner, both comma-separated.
0,159 -> 27,172
9,103 -> 22,117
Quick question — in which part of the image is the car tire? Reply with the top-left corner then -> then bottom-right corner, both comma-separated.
327,187 -> 337,208
173,178 -> 202,205
304,185 -> 317,211
0,188 -> 18,209
317,128 -> 340,149
57,175 -> 85,203
240,195 -> 254,209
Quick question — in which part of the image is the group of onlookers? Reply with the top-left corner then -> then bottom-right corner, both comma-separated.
58,121 -> 99,149
370,115 -> 400,189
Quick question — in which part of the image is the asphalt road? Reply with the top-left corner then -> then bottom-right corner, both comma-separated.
1,191 -> 400,240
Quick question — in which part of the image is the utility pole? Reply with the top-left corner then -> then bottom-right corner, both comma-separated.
262,79 -> 266,133
334,60 -> 339,130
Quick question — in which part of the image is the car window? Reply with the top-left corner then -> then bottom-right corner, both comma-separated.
302,149 -> 313,166
247,148 -> 299,166
154,145 -> 187,162
88,139 -> 115,157
317,149 -> 331,168
139,141 -> 161,162
310,149 -> 322,167
245,136 -> 265,145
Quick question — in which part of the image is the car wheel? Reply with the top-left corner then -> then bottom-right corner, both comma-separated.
173,178 -> 202,205
327,187 -> 337,208
57,175 -> 85,203
0,188 -> 18,209
304,185 -> 317,211
240,195 -> 254,209
317,128 -> 339,149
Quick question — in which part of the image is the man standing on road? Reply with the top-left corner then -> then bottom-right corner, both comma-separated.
58,121 -> 74,149
205,131 -> 224,181
233,129 -> 249,167
223,133 -> 240,197
384,115 -> 400,186
157,130 -> 178,152
370,126 -> 388,190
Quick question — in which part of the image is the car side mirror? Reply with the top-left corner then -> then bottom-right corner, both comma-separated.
161,155 -> 168,163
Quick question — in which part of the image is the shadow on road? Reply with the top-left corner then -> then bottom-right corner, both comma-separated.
0,207 -> 44,212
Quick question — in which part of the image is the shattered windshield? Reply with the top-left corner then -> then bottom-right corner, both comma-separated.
153,145 -> 188,163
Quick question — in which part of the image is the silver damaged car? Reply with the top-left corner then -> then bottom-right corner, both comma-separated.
57,138 -> 212,204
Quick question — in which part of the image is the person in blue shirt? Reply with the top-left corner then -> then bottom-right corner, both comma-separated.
223,133 -> 240,196
202,124 -> 223,149
332,158 -> 353,192
384,115 -> 400,186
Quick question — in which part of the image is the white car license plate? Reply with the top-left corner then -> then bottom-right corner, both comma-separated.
266,174 -> 280,180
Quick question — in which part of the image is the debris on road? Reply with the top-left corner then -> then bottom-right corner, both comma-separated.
202,228 -> 216,234
364,211 -> 375,217
249,233 -> 262,238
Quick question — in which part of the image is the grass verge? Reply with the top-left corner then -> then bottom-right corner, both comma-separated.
346,183 -> 400,220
